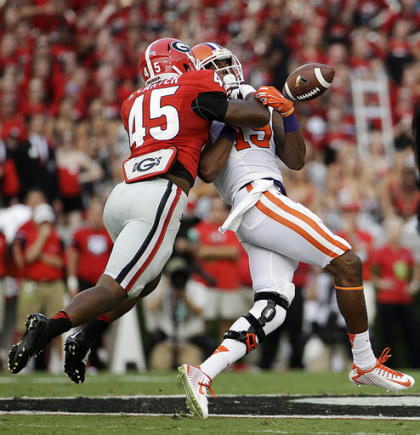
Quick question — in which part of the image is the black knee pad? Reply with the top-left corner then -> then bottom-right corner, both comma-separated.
224,292 -> 289,353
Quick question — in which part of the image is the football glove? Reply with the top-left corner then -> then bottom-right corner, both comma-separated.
255,86 -> 294,117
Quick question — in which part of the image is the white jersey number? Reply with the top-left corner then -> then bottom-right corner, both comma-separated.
128,86 -> 180,149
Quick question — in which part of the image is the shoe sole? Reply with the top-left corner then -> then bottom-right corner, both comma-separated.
64,339 -> 90,384
177,365 -> 206,419
8,315 -> 49,374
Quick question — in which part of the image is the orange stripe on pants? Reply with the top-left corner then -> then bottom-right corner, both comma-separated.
255,200 -> 340,259
263,190 -> 350,252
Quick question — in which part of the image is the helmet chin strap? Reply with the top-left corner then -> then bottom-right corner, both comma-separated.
172,65 -> 183,75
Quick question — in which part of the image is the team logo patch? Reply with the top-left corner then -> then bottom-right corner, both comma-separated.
122,147 -> 178,184
133,157 -> 163,173
171,41 -> 191,53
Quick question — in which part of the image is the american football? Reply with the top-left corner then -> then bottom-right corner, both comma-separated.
282,63 -> 335,101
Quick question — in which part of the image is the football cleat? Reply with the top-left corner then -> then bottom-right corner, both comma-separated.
8,313 -> 49,374
177,364 -> 216,419
64,329 -> 91,384
349,347 -> 415,391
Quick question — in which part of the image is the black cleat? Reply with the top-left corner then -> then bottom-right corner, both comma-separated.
64,329 -> 91,384
8,313 -> 49,374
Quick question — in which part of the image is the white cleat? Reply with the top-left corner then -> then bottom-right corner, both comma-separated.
177,364 -> 215,419
349,347 -> 415,391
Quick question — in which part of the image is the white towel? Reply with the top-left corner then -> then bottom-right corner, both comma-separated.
219,179 -> 274,233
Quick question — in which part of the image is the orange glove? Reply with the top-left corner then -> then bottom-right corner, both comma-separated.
255,86 -> 294,117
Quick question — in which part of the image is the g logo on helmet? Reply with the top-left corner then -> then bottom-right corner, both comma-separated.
172,41 -> 191,53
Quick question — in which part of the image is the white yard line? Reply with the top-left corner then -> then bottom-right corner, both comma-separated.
0,410 -> 419,421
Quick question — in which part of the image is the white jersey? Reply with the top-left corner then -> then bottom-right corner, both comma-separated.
211,108 -> 284,205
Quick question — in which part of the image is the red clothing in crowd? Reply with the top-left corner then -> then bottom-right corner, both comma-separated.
0,231 -> 7,278
238,245 -> 252,288
14,221 -> 64,281
57,165 -> 81,197
193,221 -> 240,291
70,227 -> 113,284
371,244 -> 414,305
293,262 -> 311,289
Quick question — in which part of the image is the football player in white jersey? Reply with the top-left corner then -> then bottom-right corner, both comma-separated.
176,42 -> 415,419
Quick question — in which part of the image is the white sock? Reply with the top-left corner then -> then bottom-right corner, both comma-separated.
200,316 -> 251,379
200,305 -> 287,379
349,330 -> 377,370
200,338 -> 246,379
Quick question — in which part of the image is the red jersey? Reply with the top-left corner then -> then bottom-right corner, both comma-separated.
371,245 -> 414,305
120,70 -> 226,181
14,221 -> 64,281
70,227 -> 113,284
58,166 -> 81,197
193,221 -> 240,291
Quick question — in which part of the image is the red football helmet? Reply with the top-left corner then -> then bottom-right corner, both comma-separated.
140,38 -> 197,85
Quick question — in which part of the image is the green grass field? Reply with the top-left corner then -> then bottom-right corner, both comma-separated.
0,369 -> 419,434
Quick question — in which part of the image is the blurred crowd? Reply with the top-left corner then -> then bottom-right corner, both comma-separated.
0,0 -> 419,372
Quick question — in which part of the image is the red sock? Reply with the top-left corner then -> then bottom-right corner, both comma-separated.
47,311 -> 72,339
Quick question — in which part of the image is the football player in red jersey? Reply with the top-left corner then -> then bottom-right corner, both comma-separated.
8,38 -> 270,380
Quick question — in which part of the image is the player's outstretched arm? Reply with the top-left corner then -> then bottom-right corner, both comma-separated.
272,110 -> 306,170
224,98 -> 269,129
255,85 -> 305,170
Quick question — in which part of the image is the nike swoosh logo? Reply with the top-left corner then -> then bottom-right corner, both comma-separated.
390,378 -> 412,387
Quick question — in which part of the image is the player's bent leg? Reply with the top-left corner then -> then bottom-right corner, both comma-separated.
326,251 -> 415,390
178,289 -> 290,418
65,274 -> 126,327
64,275 -> 162,384
325,251 -> 367,333
9,275 -> 126,375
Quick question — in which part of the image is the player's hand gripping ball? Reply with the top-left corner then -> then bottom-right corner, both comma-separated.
282,63 -> 335,101
254,86 -> 294,117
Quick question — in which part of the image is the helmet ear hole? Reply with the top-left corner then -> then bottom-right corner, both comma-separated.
183,63 -> 189,72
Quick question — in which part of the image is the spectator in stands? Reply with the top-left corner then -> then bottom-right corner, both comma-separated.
55,127 -> 103,228
387,163 -> 420,221
0,0 -> 420,376
0,129 -> 20,206
13,203 -> 66,371
371,216 -> 420,368
190,197 -> 244,342
13,113 -> 59,204
66,198 -> 112,369
143,257 -> 214,369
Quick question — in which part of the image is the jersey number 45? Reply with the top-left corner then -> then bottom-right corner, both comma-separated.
128,86 -> 180,150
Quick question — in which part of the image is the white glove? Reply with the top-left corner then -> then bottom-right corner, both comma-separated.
224,74 -> 240,99
224,75 -> 256,100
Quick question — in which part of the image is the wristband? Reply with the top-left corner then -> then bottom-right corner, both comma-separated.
239,84 -> 256,99
219,125 -> 236,142
282,112 -> 299,133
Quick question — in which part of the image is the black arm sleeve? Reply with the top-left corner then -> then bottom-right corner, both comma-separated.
191,91 -> 228,122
